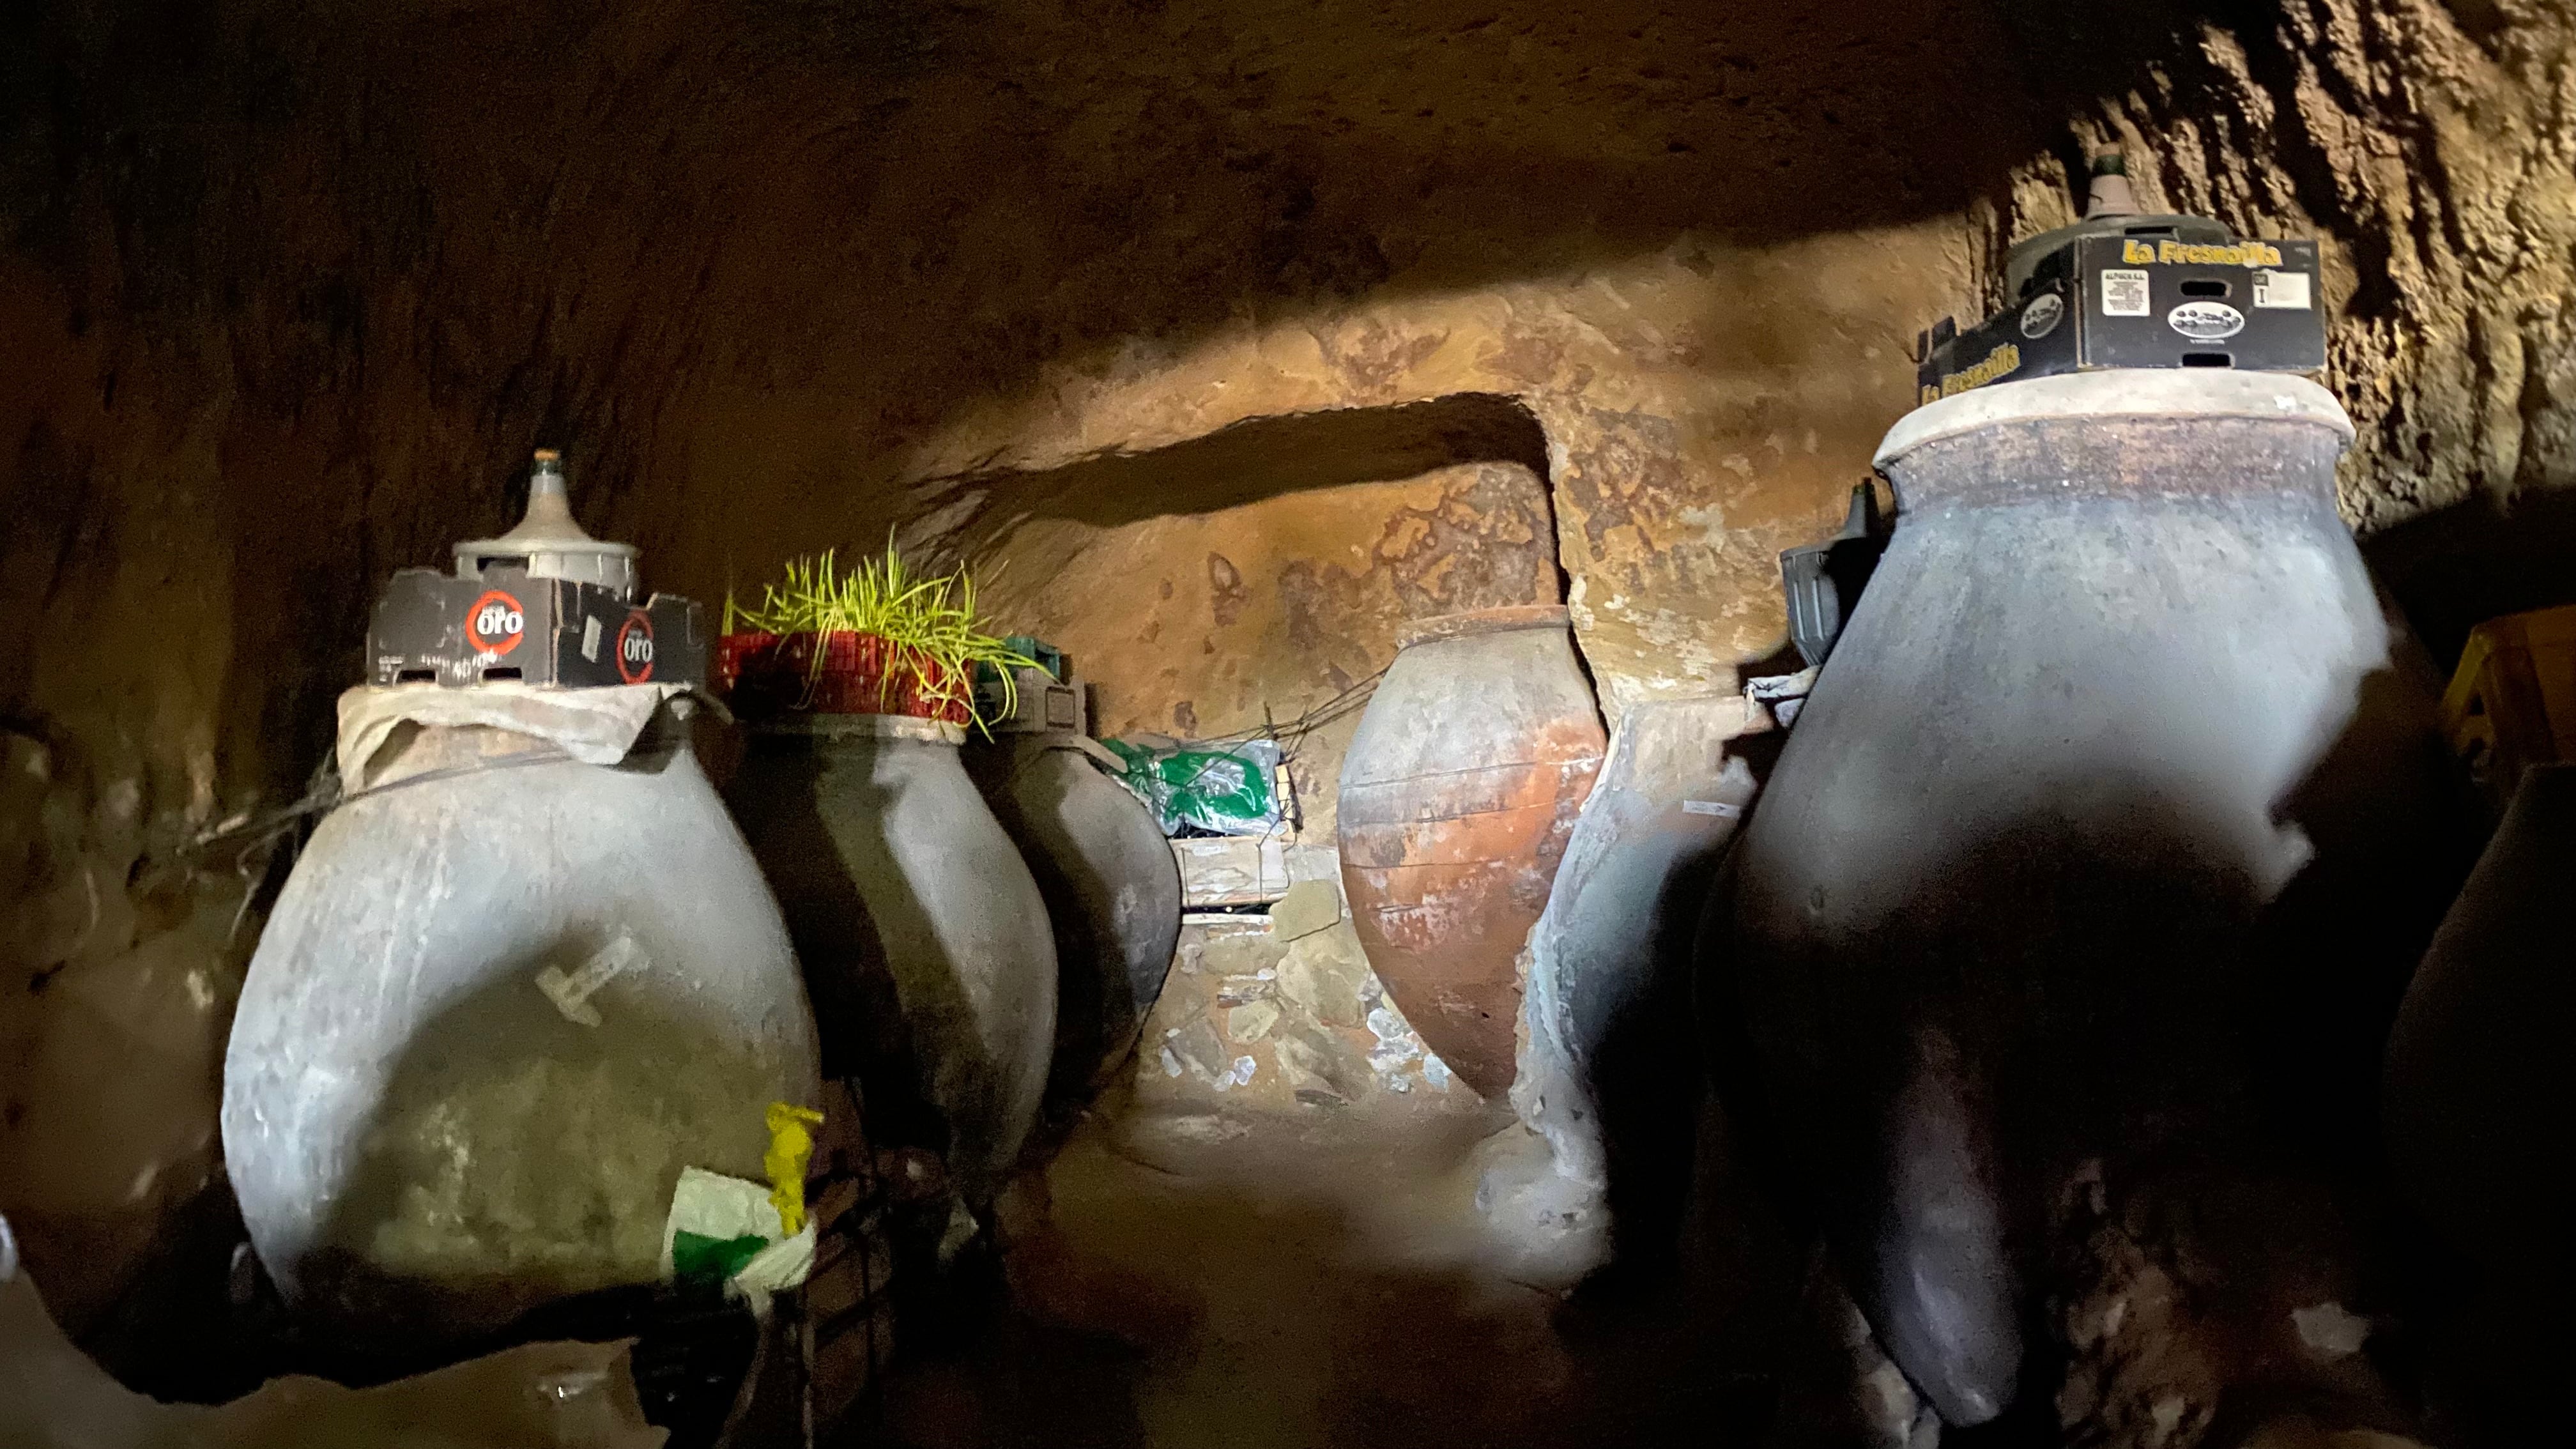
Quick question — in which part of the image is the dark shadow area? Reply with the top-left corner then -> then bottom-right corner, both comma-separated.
884,1109 -> 1789,1449
960,742 -> 1181,1142
721,724 -> 1061,1364
2249,656 -> 2485,1166
723,733 -> 965,1173
506,1282 -> 765,1449
872,1299 -> 1154,1449
1731,812 -> 2399,1433
717,0 -> 2058,362
1572,849 -> 1727,1282
2375,766 -> 2576,1449
2365,486 -> 2576,668
1540,701 -> 1759,1289
907,393 -> 1553,553
1713,654 -> 2465,1436
1779,481 -> 1894,671
54,1172 -> 276,1404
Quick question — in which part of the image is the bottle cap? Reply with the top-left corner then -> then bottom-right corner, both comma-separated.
452,448 -> 640,599
2083,151 -> 2140,219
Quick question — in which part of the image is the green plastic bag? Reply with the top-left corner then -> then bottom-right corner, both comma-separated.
1101,736 -> 1285,836
671,1230 -> 770,1286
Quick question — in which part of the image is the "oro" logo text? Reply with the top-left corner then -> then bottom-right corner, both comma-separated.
615,611 -> 656,684
467,590 -> 526,656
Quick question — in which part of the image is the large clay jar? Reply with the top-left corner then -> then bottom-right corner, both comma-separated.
2385,762 -> 2576,1286
1516,698 -> 1758,1266
224,707 -> 821,1354
965,736 -> 1181,1109
726,714 -> 1056,1202
1338,605 -> 1607,1099
1727,372 -> 2451,1426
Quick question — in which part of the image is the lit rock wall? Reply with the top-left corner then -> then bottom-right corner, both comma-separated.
905,232 -> 1966,742
1137,914 -> 1484,1121
1985,0 -> 2576,658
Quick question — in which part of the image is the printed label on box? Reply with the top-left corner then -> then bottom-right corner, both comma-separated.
2019,291 -> 2064,339
616,611 -> 657,684
2100,269 -> 2152,317
2168,300 -> 2247,341
2252,270 -> 2313,310
466,589 -> 526,656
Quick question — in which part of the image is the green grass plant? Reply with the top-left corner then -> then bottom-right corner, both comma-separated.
725,539 -> 1038,726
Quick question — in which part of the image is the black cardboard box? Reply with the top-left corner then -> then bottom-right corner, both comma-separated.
1918,236 -> 2325,403
974,663 -> 1087,735
369,565 -> 708,688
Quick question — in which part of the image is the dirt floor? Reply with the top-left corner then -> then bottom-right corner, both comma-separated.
875,1087 -> 1792,1449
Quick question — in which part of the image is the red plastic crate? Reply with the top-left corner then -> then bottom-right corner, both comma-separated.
714,631 -> 971,723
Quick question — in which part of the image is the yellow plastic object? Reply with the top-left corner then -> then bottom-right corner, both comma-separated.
2442,604 -> 2576,797
763,1101 -> 825,1236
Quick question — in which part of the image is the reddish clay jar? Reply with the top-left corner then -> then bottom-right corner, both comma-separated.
715,631 -> 971,724
1337,605 -> 1606,1098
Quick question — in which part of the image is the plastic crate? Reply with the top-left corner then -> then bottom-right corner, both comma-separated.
2442,603 -> 2576,801
997,635 -> 1066,682
712,631 -> 973,724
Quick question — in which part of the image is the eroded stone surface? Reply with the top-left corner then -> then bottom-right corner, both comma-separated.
1983,0 -> 2576,656
1138,914 -> 1480,1123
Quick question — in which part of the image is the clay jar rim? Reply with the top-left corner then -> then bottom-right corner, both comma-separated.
746,712 -> 968,746
1874,369 -> 2353,469
1395,604 -> 1573,650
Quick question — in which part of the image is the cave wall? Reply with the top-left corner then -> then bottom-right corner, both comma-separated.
1987,0 -> 2576,659
899,224 -> 1974,739
0,1 -> 746,1332
6,0 -> 2573,1368
1,0 -> 2024,1335
918,223 -> 1972,838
